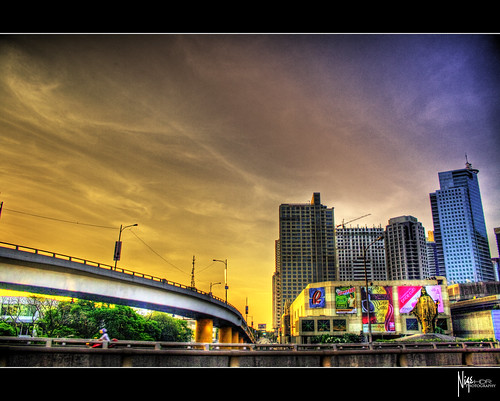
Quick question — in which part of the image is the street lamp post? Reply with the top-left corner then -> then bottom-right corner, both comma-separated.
113,223 -> 138,270
209,281 -> 221,296
362,235 -> 384,344
213,258 -> 228,303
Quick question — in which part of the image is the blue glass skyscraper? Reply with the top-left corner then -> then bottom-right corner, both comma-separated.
430,161 -> 494,283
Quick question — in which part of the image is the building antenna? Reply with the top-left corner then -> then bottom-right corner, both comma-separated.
464,153 -> 478,173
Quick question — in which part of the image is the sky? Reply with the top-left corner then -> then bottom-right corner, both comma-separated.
0,34 -> 499,329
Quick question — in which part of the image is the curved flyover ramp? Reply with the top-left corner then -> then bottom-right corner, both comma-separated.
0,243 -> 254,343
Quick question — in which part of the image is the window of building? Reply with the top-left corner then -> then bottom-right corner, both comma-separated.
317,319 -> 330,332
406,318 -> 419,331
332,319 -> 347,332
436,319 -> 448,331
302,320 -> 315,332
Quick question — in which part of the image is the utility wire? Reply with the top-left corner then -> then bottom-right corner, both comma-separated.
129,229 -> 189,276
129,230 -> 216,278
1,204 -> 209,279
2,207 -> 116,229
197,261 -> 216,274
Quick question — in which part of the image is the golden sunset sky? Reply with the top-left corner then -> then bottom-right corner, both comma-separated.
1,34 -> 499,328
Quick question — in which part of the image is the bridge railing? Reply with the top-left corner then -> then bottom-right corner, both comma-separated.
0,336 -> 498,351
0,241 -> 254,338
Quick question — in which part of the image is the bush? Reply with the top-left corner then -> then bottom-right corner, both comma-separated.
311,333 -> 363,344
0,321 -> 16,336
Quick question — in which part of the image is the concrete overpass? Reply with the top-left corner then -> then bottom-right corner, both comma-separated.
0,242 -> 254,343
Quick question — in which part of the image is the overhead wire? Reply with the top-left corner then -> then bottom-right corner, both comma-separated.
129,230 -> 220,283
1,204 -> 216,280
129,229 -> 190,276
2,207 -> 116,229
197,261 -> 216,274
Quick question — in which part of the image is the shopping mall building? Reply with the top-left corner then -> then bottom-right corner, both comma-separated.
280,277 -> 452,343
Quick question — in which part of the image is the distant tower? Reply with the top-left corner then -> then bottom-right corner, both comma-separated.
337,225 -> 387,281
494,227 -> 500,258
429,159 -> 494,283
426,231 -> 439,277
272,193 -> 336,329
190,255 -> 196,288
385,216 -> 429,280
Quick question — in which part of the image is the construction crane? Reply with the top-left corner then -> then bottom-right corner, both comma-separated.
336,213 -> 371,229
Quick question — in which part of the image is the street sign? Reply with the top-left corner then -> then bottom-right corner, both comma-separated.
113,241 -> 122,261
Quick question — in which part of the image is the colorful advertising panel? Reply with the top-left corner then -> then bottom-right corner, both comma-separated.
398,285 -> 444,314
335,286 -> 357,314
361,286 -> 395,332
309,287 -> 326,308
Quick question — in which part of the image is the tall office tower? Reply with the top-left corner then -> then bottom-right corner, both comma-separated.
495,228 -> 500,281
495,227 -> 500,258
272,193 -> 336,329
492,259 -> 500,282
336,225 -> 387,281
429,161 -> 494,283
272,239 -> 282,330
426,231 -> 439,277
385,216 -> 429,280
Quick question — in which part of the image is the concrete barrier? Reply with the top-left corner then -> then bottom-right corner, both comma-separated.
1,338 -> 499,367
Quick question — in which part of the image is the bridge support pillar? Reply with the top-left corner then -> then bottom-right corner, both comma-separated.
219,326 -> 232,345
231,330 -> 239,344
195,318 -> 213,343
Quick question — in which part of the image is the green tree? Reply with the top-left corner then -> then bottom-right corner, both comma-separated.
148,311 -> 193,342
36,299 -> 193,341
89,305 -> 160,341
66,300 -> 99,338
40,302 -> 78,337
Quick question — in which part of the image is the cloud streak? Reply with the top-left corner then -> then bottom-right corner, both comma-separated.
0,34 -> 499,326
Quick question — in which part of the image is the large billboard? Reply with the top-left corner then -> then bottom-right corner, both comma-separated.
398,285 -> 444,314
361,286 -> 395,332
309,287 -> 326,308
335,286 -> 357,314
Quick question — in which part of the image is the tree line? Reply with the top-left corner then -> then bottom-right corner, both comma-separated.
0,297 -> 193,342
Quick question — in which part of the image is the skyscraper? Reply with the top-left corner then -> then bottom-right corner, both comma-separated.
494,227 -> 500,281
337,225 -> 387,281
429,161 -> 494,283
272,193 -> 336,329
385,216 -> 429,280
494,227 -> 500,258
426,231 -> 440,277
